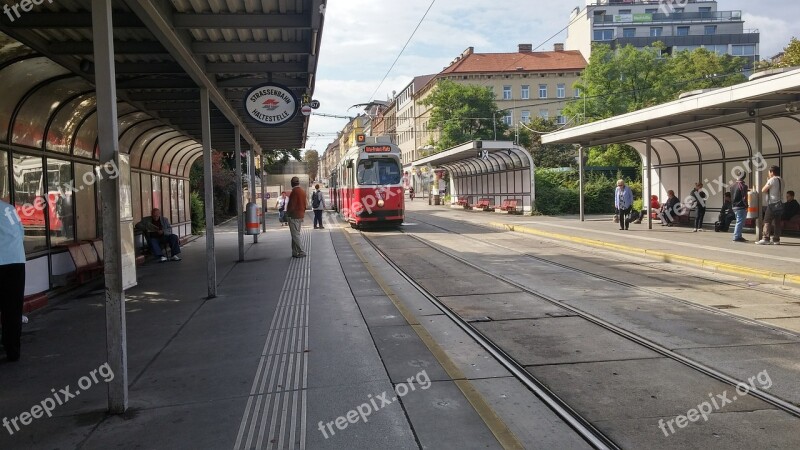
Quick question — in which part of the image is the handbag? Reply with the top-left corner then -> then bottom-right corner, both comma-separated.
767,178 -> 784,216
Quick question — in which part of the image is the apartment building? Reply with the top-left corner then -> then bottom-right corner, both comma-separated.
433,44 -> 587,131
566,0 -> 760,67
393,75 -> 436,166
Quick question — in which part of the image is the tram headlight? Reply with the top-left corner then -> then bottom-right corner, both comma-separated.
377,199 -> 385,207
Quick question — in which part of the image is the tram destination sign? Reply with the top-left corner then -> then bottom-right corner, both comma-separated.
363,145 -> 393,153
244,83 -> 299,126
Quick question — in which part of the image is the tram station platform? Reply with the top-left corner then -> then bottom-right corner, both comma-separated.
408,200 -> 800,289
0,212 -> 589,449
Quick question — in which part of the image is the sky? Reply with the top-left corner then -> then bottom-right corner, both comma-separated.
304,0 -> 799,154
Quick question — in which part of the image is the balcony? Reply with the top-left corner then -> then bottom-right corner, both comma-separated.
594,10 -> 742,25
587,0 -> 714,5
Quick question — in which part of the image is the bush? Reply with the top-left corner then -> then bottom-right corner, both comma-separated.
534,169 -> 640,215
190,191 -> 205,234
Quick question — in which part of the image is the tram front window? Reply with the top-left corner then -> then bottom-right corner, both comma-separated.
357,159 -> 401,185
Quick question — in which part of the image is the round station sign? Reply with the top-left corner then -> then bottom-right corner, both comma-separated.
244,83 -> 299,126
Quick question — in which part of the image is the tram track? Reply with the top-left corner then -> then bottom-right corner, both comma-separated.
354,213 -> 800,448
406,212 -> 800,339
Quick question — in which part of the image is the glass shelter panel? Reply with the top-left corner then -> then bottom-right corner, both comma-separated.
46,158 -> 75,246
74,163 -> 97,241
13,154 -> 47,253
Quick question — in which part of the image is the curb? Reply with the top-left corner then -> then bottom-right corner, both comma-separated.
488,222 -> 799,288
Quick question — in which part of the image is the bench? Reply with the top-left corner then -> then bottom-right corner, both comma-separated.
475,198 -> 494,212
497,199 -> 521,214
67,242 -> 103,283
457,196 -> 471,209
782,219 -> 800,232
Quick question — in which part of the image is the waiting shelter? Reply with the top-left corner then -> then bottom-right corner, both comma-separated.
542,67 -> 800,236
412,140 -> 536,212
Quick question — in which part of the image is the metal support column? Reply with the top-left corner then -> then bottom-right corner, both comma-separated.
260,155 -> 267,232
755,116 -> 763,241
578,146 -> 585,222
248,149 -> 257,243
201,88 -> 217,298
646,138 -> 652,229
92,0 -> 127,414
234,127 -> 244,262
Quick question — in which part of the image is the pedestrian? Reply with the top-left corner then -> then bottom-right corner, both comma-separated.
614,179 -> 633,231
0,199 -> 26,361
756,165 -> 783,245
276,191 -> 288,226
287,177 -> 307,258
312,184 -> 326,229
690,182 -> 707,232
730,173 -> 749,243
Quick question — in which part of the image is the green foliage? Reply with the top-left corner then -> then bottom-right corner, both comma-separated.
518,118 -> 578,168
190,191 -> 205,234
774,37 -> 800,68
420,79 -> 508,152
304,149 -> 319,181
564,43 -> 746,123
534,169 -> 643,216
587,144 -> 642,168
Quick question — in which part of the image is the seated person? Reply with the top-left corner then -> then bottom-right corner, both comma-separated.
784,190 -> 800,226
658,190 -> 681,227
716,192 -> 736,232
136,208 -> 182,262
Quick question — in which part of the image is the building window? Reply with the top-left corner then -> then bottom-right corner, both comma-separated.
593,29 -> 614,41
503,112 -> 513,126
574,87 -> 581,98
521,85 -> 529,99
557,84 -> 566,99
699,7 -> 712,14
704,25 -> 717,35
677,26 -> 689,36
619,9 -> 631,15
623,28 -> 636,38
645,8 -> 657,14
650,27 -> 663,37
521,110 -> 530,123
705,44 -> 728,55
539,109 -> 549,120
556,110 -> 566,125
674,45 -> 700,53
503,85 -> 512,100
732,44 -> 756,56
539,84 -> 548,98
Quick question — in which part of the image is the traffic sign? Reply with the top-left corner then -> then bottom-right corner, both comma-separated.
301,105 -> 312,116
309,99 -> 321,109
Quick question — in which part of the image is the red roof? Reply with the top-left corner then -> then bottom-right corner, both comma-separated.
441,50 -> 587,74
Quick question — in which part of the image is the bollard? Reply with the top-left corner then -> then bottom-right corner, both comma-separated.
245,202 -> 259,235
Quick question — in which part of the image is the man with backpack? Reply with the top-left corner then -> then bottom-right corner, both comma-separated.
312,184 -> 326,229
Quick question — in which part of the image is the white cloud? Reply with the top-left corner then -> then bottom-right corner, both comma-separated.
310,0 -> 794,153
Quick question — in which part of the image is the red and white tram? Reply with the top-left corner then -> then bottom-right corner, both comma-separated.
330,135 -> 404,228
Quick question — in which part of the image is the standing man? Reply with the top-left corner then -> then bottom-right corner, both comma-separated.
756,165 -> 783,245
614,179 -> 633,231
311,184 -> 326,230
730,173 -> 749,243
1,199 -> 26,361
690,182 -> 707,232
287,177 -> 307,258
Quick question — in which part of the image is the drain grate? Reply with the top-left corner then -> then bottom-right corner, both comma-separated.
711,304 -> 738,309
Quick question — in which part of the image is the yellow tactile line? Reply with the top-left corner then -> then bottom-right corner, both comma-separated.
488,222 -> 799,288
340,229 -> 523,450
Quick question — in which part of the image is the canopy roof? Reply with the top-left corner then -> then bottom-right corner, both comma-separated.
413,140 -> 532,175
542,68 -> 800,165
0,0 -> 327,153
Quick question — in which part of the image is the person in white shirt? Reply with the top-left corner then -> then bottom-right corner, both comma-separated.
311,184 -> 326,229
756,165 -> 783,245
276,191 -> 288,226
0,199 -> 26,361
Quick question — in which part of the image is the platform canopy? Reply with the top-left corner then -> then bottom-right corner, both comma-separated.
542,68 -> 800,167
0,0 -> 327,153
413,140 -> 536,211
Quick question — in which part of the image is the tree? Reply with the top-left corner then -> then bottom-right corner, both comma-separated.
420,79 -> 508,152
304,149 -> 319,181
517,118 -> 577,168
774,37 -> 800,68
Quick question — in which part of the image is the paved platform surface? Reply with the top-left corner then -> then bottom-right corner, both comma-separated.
0,211 -> 586,449
407,199 -> 800,287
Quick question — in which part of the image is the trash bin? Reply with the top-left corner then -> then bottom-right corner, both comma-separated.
434,195 -> 440,205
